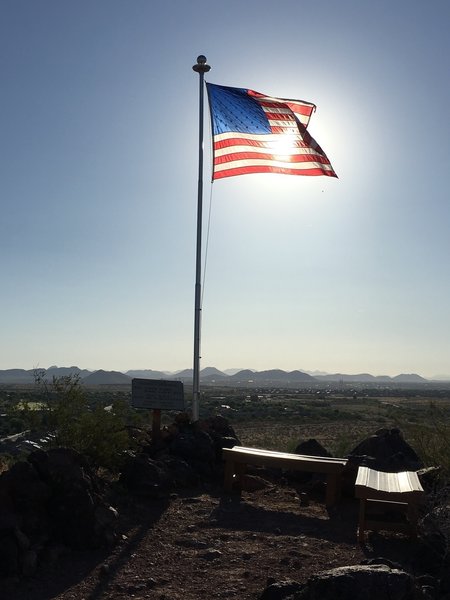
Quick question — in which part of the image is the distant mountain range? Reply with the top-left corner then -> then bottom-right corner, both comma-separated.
0,366 -> 443,386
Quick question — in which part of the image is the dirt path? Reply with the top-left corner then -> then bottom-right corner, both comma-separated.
4,479 -> 423,600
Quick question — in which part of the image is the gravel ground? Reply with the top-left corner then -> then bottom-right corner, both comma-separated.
3,477 -> 424,600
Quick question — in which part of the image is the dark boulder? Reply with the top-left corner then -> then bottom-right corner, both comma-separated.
170,429 -> 215,462
0,460 -> 50,542
28,448 -> 98,488
28,449 -> 101,548
199,415 -> 241,460
361,557 -> 405,571
169,428 -> 216,478
201,415 -> 239,439
4,461 -> 50,511
119,453 -> 172,496
347,429 -> 422,472
288,439 -> 332,484
0,532 -> 20,577
301,564 -> 416,600
343,429 -> 423,492
417,466 -> 442,493
416,497 -> 450,573
294,439 -> 332,458
158,455 -> 200,488
0,448 -> 118,578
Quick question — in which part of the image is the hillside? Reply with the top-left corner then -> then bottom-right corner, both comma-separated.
0,366 -> 432,386
81,370 -> 132,385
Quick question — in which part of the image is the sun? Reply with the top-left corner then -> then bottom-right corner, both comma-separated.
268,133 -> 301,162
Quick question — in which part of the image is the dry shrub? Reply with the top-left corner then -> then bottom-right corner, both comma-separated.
0,455 -> 11,475
407,402 -> 450,474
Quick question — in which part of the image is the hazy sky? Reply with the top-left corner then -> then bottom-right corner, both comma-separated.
1,0 -> 449,377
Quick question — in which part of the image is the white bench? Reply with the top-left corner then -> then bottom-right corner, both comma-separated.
222,445 -> 347,508
355,466 -> 424,542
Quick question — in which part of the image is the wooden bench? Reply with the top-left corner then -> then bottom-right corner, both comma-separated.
222,446 -> 347,508
355,466 -> 424,542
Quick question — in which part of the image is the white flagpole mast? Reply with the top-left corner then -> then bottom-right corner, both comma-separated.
192,55 -> 210,421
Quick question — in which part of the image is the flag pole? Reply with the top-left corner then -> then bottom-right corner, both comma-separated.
192,55 -> 210,421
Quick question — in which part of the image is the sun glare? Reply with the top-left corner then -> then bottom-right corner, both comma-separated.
269,134 -> 299,161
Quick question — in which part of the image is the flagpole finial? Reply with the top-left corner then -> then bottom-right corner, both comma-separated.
193,55 -> 211,73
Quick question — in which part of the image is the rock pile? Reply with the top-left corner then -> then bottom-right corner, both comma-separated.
260,564 -> 420,600
0,448 -> 117,577
0,413 -> 241,579
119,413 -> 241,496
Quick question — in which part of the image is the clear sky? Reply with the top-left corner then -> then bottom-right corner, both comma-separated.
1,0 -> 449,378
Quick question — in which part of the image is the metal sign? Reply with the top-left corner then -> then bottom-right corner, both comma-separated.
131,378 -> 185,411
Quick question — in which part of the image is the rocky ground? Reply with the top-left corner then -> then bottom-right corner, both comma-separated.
1,422 -> 446,599
3,478 -> 429,600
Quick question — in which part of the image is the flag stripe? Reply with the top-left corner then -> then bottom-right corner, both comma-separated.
214,164 -> 334,179
214,156 -> 335,171
269,126 -> 301,134
260,107 -> 295,116
259,100 -> 314,116
214,134 -> 327,157
249,92 -> 315,116
260,106 -> 311,127
214,131 -> 305,143
214,148 -> 331,162
214,131 -> 315,150
264,113 -> 297,122
261,101 -> 310,111
267,117 -> 298,129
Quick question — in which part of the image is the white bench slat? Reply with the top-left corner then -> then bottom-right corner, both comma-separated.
355,466 -> 423,495
227,446 -> 347,466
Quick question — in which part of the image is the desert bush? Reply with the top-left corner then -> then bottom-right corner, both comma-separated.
407,402 -> 450,474
34,370 -> 137,471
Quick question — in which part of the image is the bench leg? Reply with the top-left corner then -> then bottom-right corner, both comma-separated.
325,473 -> 341,508
224,460 -> 247,492
358,499 -> 366,543
235,462 -> 246,490
407,502 -> 419,539
224,459 -> 235,492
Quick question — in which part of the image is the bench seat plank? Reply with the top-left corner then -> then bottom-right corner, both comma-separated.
223,446 -> 346,472
222,446 -> 347,508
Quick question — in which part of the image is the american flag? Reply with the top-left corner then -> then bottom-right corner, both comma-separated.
206,83 -> 337,181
